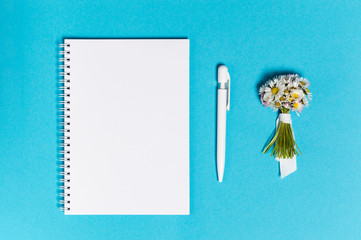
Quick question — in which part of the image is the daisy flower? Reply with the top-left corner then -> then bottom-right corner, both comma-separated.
259,84 -> 266,95
293,101 -> 303,113
298,77 -> 310,88
289,79 -> 299,89
280,75 -> 290,84
258,74 -> 311,114
301,97 -> 309,107
270,101 -> 282,111
263,81 -> 285,102
279,94 -> 288,102
290,89 -> 305,101
260,93 -> 270,107
304,87 -> 312,100
283,102 -> 292,109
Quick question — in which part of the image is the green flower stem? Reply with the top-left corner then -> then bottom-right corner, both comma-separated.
263,111 -> 301,158
263,124 -> 281,154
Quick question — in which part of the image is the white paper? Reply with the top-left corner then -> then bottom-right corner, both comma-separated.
278,156 -> 297,178
64,39 -> 189,215
275,114 -> 297,178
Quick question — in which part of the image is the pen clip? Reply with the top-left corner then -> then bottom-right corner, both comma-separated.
226,73 -> 230,111
217,65 -> 231,111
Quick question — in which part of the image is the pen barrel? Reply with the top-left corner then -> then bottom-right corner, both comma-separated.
217,89 -> 227,182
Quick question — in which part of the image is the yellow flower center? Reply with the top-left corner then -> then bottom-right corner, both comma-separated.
280,96 -> 286,101
284,90 -> 289,93
300,81 -> 305,85
292,93 -> 298,98
306,88 -> 310,92
276,102 -> 281,107
289,97 -> 293,101
294,102 -> 299,109
271,87 -> 278,94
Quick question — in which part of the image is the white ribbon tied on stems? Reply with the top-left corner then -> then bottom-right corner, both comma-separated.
275,113 -> 297,178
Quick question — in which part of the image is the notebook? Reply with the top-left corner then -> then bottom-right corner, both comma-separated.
59,39 -> 189,215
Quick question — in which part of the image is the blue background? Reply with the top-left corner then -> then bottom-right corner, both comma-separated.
1,0 -> 361,239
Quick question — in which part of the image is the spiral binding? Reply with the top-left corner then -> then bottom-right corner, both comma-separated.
59,43 -> 71,212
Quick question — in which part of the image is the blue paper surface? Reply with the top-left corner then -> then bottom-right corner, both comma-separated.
1,0 -> 361,239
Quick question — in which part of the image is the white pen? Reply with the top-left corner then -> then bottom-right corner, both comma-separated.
217,65 -> 230,182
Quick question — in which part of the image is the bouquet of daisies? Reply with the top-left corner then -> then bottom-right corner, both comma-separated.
259,74 -> 312,177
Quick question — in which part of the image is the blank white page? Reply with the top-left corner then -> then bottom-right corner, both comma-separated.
63,39 -> 189,215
